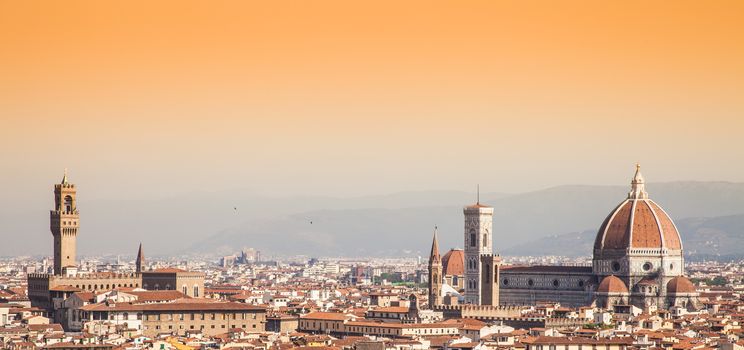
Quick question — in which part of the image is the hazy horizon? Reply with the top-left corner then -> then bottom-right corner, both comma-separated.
2,1 -> 743,203
1,1 -> 743,258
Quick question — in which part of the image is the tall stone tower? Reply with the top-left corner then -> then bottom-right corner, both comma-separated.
50,170 -> 79,275
463,194 -> 494,304
428,227 -> 443,307
135,243 -> 145,273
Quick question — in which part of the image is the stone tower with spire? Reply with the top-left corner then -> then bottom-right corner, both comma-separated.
135,243 -> 145,273
50,170 -> 79,275
428,227 -> 443,307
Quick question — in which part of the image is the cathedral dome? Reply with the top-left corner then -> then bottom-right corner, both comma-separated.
441,249 -> 464,276
667,276 -> 696,294
594,165 -> 682,252
597,275 -> 629,294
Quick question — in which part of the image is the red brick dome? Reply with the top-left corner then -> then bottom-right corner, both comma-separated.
441,249 -> 464,276
597,275 -> 629,294
667,276 -> 696,294
594,166 -> 682,252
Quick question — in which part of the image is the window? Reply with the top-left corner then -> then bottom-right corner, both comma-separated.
483,234 -> 487,247
470,229 -> 477,247
64,195 -> 73,212
194,285 -> 199,297
183,286 -> 187,295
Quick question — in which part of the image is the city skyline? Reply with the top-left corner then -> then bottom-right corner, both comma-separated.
1,2 -> 744,349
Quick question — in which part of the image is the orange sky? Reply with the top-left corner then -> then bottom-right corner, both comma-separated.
1,0 -> 743,201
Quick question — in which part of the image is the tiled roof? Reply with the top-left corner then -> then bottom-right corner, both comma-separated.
79,300 -> 265,312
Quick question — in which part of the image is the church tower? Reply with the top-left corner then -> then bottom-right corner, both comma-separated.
50,170 -> 79,275
135,243 -> 145,273
463,190 -> 494,304
428,227 -> 443,307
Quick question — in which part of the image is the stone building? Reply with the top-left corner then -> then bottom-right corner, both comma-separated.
51,170 -> 79,276
427,229 -> 443,306
28,172 -> 205,327
80,300 -> 266,337
463,200 -> 494,305
141,268 -> 204,298
429,165 -> 700,310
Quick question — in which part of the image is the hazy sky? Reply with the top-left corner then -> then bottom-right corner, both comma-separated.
1,0 -> 743,205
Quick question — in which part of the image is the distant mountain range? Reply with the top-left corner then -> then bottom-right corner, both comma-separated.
188,182 -> 744,259
4,182 -> 743,259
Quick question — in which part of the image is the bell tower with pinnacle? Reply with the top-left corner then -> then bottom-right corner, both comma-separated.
428,227 -> 443,307
463,186 -> 494,304
50,170 -> 79,275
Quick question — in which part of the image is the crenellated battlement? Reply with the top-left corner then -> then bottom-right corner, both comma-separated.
29,272 -> 140,281
434,304 -> 521,311
50,210 -> 80,216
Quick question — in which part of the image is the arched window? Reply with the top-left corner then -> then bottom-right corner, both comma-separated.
469,229 -> 477,247
64,195 -> 73,212
193,285 -> 199,297
183,285 -> 187,295
483,234 -> 487,247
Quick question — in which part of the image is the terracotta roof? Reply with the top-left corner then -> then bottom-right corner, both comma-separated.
149,267 -> 187,273
464,203 -> 491,209
597,275 -> 629,294
530,336 -> 633,345
126,290 -> 188,301
442,249 -> 464,276
594,199 -> 682,250
79,300 -> 265,312
667,276 -> 697,294
49,285 -> 82,292
301,312 -> 349,321
369,306 -> 408,313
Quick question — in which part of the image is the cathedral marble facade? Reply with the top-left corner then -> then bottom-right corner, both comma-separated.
428,165 -> 700,311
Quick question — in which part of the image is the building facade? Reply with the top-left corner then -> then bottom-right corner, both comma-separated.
430,166 -> 699,310
28,172 -> 206,328
463,202 -> 493,304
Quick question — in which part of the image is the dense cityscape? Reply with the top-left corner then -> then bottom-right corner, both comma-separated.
0,168 -> 743,350
3,0 -> 743,348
